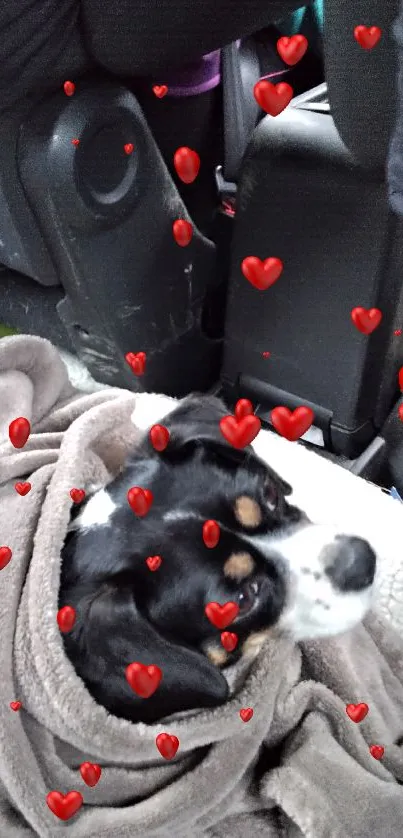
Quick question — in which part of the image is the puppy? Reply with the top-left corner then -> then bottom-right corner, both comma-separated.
59,394 -> 376,723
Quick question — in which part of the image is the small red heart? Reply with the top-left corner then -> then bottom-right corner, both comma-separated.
369,744 -> 384,760
219,414 -> 261,449
271,406 -> 314,442
9,417 -> 31,449
240,708 -> 254,722
125,351 -> 146,376
70,488 -> 85,504
221,631 -> 238,652
0,546 -> 12,571
172,219 -> 193,247
152,85 -> 168,98
398,405 -> 403,423
202,520 -> 221,548
126,662 -> 163,698
354,25 -> 382,50
241,256 -> 283,291
234,399 -> 254,419
124,143 -> 134,155
173,147 -> 201,184
146,555 -> 162,571
277,34 -> 308,66
71,138 -> 80,146
63,80 -> 75,96
205,601 -> 240,629
156,733 -> 179,760
345,702 -> 369,723
57,606 -> 76,633
262,351 -> 271,358
149,424 -> 170,451
395,329 -> 402,336
46,791 -> 83,821
398,367 -> 403,391
253,80 -> 293,116
79,762 -> 102,787
127,487 -> 153,516
351,307 -> 382,335
10,701 -> 22,712
14,481 -> 32,496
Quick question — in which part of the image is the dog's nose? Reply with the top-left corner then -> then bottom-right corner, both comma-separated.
324,536 -> 376,592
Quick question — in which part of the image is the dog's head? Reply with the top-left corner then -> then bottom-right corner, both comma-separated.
60,395 -> 376,723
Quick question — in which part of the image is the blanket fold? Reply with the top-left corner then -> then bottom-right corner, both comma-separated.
1,335 -> 403,838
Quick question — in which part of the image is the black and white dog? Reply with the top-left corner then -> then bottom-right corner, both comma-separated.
59,393 -> 376,724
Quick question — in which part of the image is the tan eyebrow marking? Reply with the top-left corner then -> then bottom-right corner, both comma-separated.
234,496 -> 262,528
223,552 -> 255,581
204,644 -> 228,667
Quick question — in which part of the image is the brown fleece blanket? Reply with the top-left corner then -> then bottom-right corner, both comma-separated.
1,335 -> 403,838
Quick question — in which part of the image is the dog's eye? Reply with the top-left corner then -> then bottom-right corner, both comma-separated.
265,483 -> 279,512
237,580 -> 259,613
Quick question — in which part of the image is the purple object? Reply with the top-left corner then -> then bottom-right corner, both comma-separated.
161,50 -> 221,97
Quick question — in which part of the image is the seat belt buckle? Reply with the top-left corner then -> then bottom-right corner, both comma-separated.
215,165 -> 237,216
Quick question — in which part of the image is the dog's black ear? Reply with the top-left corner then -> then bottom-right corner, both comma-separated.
159,394 -> 247,463
67,581 -> 229,724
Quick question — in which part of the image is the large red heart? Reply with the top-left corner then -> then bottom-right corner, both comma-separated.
173,147 -> 200,184
354,26 -> 382,50
369,744 -> 384,761
125,351 -> 146,376
219,414 -> 261,449
63,80 -> 75,97
205,601 -> 239,629
70,488 -> 86,504
277,34 -> 308,66
146,555 -> 162,572
0,546 -> 12,571
14,481 -> 32,496
172,219 -> 193,247
127,487 -> 153,516
10,701 -> 22,712
80,762 -> 102,787
202,519 -> 221,548
221,631 -> 238,652
125,662 -> 163,698
124,143 -> 134,155
152,84 -> 168,98
239,707 -> 254,722
351,307 -> 382,335
57,606 -> 76,633
253,80 -> 293,116
241,256 -> 283,290
149,424 -> 170,451
234,399 -> 254,419
156,733 -> 180,760
398,366 -> 403,391
271,406 -> 314,442
46,791 -> 83,821
8,417 -> 31,449
345,702 -> 369,723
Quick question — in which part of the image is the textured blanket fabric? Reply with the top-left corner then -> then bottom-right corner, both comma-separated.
0,335 -> 403,838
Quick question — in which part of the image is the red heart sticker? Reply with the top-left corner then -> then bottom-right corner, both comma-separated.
173,147 -> 200,184
149,424 -> 170,451
156,733 -> 179,760
395,329 -> 402,336
234,399 -> 254,419
127,487 -> 153,516
205,601 -> 240,629
398,367 -> 403,391
241,256 -> 283,290
125,662 -> 163,698
9,417 -> 31,449
271,406 -> 314,441
240,707 -> 254,722
152,85 -> 168,98
253,80 -> 293,116
79,762 -> 102,787
71,138 -> 80,146
70,488 -> 85,504
219,414 -> 261,449
125,351 -> 146,376
354,25 -> 382,50
0,546 -> 12,571
398,405 -> 403,423
57,606 -> 76,633
10,701 -> 22,712
345,702 -> 369,723
202,519 -> 221,548
369,744 -> 384,760
221,631 -> 238,652
146,555 -> 162,571
351,307 -> 382,335
46,791 -> 83,821
172,219 -> 193,247
14,481 -> 32,496
124,143 -> 134,155
63,80 -> 75,96
262,351 -> 271,358
277,34 -> 308,66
